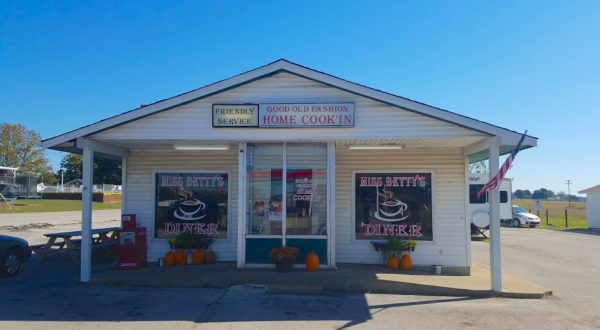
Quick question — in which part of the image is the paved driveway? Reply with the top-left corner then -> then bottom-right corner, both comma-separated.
472,227 -> 600,321
1,224 -> 599,329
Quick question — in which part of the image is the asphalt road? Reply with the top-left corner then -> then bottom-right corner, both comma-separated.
472,227 -> 600,321
1,225 -> 599,329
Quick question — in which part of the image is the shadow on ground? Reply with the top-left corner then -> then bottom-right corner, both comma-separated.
0,256 -> 487,326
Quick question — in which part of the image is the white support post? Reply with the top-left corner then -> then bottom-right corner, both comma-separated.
236,142 -> 247,269
282,143 -> 287,247
464,156 -> 472,267
488,136 -> 502,291
80,147 -> 94,282
327,142 -> 336,269
120,158 -> 126,216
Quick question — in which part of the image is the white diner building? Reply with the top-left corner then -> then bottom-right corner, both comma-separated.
42,59 -> 537,291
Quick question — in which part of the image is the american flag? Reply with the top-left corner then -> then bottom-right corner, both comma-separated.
477,130 -> 528,199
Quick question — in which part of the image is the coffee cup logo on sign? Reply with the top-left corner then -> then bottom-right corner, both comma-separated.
374,186 -> 409,222
174,198 -> 206,220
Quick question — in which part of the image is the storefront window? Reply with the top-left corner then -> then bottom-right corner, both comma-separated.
286,145 -> 327,235
354,172 -> 433,241
154,172 -> 229,239
247,145 -> 283,235
469,184 -> 487,204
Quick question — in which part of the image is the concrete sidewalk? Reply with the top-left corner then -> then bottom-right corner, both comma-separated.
90,261 -> 551,299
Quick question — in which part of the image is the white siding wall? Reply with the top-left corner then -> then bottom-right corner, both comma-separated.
92,73 -> 484,141
124,149 -> 239,262
112,72 -> 477,266
335,148 -> 469,267
587,192 -> 600,229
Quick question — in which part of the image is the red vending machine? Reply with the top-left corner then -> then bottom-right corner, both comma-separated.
117,214 -> 147,269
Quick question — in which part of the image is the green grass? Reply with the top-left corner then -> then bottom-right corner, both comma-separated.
0,199 -> 121,213
512,199 -> 587,230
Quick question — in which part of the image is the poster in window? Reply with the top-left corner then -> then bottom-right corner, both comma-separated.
269,200 -> 282,221
155,172 -> 228,239
253,201 -> 265,217
354,172 -> 433,241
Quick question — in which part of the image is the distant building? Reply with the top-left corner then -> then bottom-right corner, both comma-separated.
578,184 -> 600,229
64,179 -> 84,188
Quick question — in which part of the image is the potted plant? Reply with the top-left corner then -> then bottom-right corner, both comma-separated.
202,235 -> 217,264
268,247 -> 299,272
371,236 -> 417,270
164,237 -> 182,266
175,232 -> 197,265
383,236 -> 403,269
401,239 -> 416,253
167,237 -> 184,250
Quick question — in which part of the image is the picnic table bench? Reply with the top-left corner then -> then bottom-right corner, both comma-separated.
31,227 -> 120,263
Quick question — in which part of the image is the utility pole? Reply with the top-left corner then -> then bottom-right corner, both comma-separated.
566,180 -> 572,207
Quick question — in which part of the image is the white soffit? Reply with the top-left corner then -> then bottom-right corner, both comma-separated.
92,137 -> 486,149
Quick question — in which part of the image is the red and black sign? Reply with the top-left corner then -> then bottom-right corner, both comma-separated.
354,172 -> 433,241
154,173 -> 229,239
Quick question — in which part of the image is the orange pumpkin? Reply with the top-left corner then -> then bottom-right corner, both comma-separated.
175,249 -> 187,266
193,250 -> 205,265
387,255 -> 399,270
400,254 -> 412,271
205,250 -> 216,264
306,251 -> 319,272
163,250 -> 175,267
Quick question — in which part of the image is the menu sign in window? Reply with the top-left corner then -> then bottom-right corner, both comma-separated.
212,104 -> 259,127
259,103 -> 355,127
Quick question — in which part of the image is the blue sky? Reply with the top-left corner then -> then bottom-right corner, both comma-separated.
1,1 -> 598,195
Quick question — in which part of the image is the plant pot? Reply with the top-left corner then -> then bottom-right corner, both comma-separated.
275,259 -> 294,272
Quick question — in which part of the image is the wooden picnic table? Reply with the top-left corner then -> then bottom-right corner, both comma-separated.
33,227 -> 120,262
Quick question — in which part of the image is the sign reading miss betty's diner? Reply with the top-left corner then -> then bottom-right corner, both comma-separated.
354,172 -> 433,241
212,103 -> 355,128
154,172 -> 229,239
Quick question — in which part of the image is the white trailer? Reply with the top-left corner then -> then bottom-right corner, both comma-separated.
468,173 -> 513,231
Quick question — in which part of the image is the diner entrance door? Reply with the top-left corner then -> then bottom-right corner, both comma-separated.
243,143 -> 331,268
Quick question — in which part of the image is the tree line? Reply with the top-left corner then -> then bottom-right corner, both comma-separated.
513,188 -> 584,202
0,123 -> 121,185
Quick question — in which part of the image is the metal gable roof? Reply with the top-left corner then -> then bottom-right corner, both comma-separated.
41,59 -> 537,150
579,184 -> 600,194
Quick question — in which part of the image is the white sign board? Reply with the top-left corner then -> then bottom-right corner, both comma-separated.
259,103 -> 355,127
534,199 -> 543,211
212,104 -> 259,127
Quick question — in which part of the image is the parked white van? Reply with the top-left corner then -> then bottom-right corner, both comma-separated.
468,173 -> 513,233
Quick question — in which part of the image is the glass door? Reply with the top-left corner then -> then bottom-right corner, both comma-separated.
245,144 -> 284,263
285,145 -> 328,265
245,143 -> 328,265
